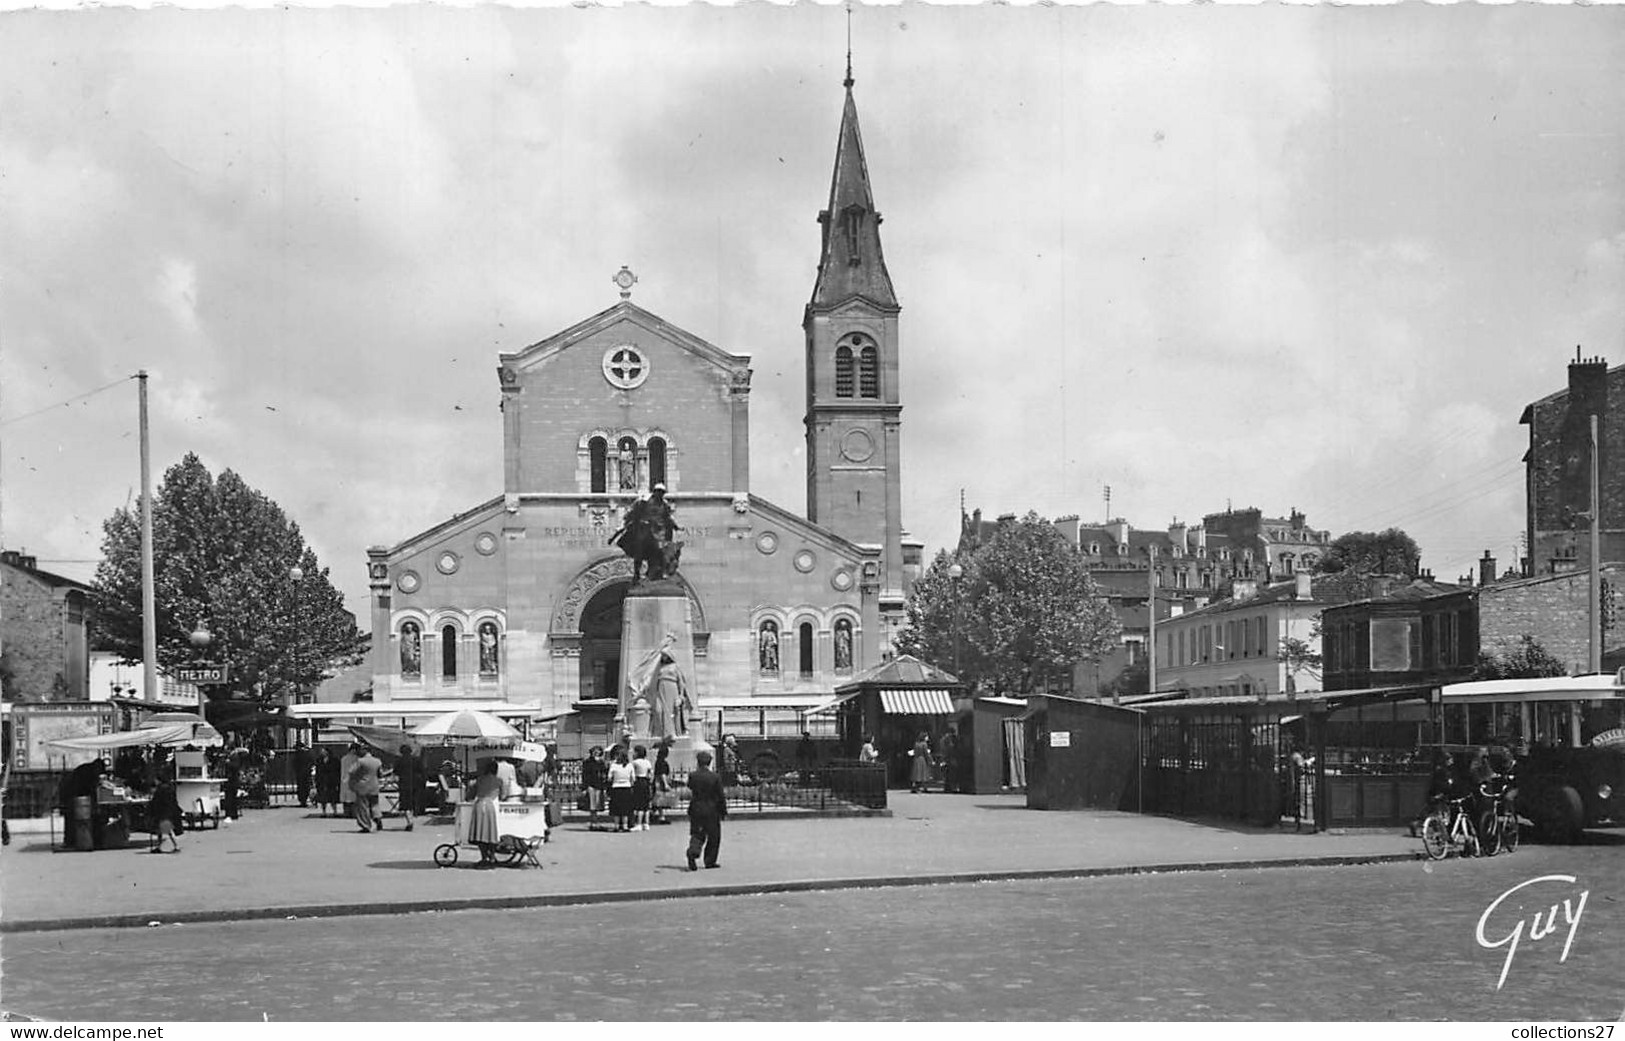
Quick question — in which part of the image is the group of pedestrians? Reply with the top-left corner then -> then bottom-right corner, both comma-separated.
580,742 -> 676,832
576,739 -> 724,870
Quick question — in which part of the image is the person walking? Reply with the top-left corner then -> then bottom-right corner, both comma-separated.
720,733 -> 742,788
581,746 -> 609,831
314,747 -> 341,817
292,744 -> 313,808
939,728 -> 960,794
148,770 -> 183,854
393,745 -> 421,832
910,731 -> 932,793
350,746 -> 384,833
339,744 -> 359,821
468,760 -> 503,867
684,749 -> 727,871
796,731 -> 818,788
630,744 -> 654,831
651,744 -> 674,825
607,746 -> 636,832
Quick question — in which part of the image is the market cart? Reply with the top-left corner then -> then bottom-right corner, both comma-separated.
432,792 -> 552,868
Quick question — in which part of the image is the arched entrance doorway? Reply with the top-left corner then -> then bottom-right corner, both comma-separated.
580,581 -> 630,701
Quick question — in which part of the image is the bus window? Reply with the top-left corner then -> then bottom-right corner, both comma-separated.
1442,703 -> 1469,746
1581,700 -> 1625,744
1533,701 -> 1577,748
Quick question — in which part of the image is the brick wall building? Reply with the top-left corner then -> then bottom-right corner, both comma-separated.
0,550 -> 92,702
1522,351 -> 1625,574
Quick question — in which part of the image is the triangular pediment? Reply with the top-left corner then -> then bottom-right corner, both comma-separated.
748,494 -> 880,562
499,300 -> 748,375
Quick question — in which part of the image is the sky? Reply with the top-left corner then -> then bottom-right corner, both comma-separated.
3,3 -> 1624,626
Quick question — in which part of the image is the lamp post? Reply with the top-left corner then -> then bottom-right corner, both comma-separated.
189,624 -> 212,724
947,562 -> 964,681
289,565 -> 305,753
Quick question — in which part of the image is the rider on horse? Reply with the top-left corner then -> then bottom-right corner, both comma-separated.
608,484 -> 683,582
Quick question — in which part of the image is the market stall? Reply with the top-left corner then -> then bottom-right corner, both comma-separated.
411,709 -> 554,867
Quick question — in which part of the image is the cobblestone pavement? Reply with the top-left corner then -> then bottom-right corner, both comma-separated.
0,794 -> 1418,928
4,841 -> 1621,1021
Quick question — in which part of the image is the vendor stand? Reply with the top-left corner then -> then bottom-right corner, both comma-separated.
410,710 -> 554,868
46,713 -> 224,848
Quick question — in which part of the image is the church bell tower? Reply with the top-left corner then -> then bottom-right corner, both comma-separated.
804,62 -> 905,613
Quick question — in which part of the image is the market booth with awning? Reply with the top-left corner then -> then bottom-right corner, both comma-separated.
820,655 -> 966,788
1135,684 -> 1435,829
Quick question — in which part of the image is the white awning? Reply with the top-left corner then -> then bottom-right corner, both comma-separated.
49,723 -> 196,751
287,700 -> 546,720
879,689 -> 956,715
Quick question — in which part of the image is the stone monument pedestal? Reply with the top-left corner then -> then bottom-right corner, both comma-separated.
617,583 -> 709,773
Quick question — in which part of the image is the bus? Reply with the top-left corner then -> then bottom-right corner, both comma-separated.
1437,671 -> 1625,842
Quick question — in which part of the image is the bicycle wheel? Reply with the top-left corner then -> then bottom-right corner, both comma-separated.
432,843 -> 458,868
1499,811 -> 1520,853
1479,811 -> 1501,856
1421,812 -> 1450,860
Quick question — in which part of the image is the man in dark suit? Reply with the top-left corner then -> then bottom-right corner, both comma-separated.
685,749 -> 728,871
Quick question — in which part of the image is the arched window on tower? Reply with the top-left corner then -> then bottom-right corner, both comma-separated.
589,437 -> 608,494
798,621 -> 815,678
648,437 -> 668,489
441,624 -> 458,679
835,345 -> 855,398
859,344 -> 879,398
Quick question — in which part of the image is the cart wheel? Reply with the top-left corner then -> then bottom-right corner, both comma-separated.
433,843 -> 459,868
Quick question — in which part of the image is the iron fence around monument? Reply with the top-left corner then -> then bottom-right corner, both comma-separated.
547,757 -> 887,816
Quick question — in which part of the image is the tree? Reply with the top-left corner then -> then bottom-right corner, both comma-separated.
899,512 -> 1121,696
91,453 -> 366,703
1279,635 -> 1323,692
1316,528 -> 1422,578
1473,635 -> 1569,680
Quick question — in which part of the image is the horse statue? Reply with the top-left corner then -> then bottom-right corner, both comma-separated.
607,488 -> 684,584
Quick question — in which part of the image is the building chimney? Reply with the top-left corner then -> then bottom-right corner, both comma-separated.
1053,515 -> 1080,548
1168,520 -> 1188,555
1568,348 -> 1609,418
1479,550 -> 1498,588
1106,518 -> 1130,547
1295,571 -> 1312,600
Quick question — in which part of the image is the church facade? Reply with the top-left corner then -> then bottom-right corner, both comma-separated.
362,75 -> 922,719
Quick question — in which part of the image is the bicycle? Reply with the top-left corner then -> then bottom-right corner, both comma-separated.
1476,771 -> 1520,856
1421,793 -> 1480,860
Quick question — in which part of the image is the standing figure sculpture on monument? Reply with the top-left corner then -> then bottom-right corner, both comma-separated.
607,483 -> 684,584
626,632 -> 693,741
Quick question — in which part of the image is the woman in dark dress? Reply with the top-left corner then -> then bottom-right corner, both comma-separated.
149,772 -> 183,854
314,747 -> 342,817
581,746 -> 610,831
652,744 -> 673,825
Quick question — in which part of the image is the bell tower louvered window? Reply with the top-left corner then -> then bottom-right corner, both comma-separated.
835,345 -> 855,398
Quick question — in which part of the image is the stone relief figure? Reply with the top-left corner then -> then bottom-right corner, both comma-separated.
834,620 -> 853,672
759,622 -> 780,674
617,437 -> 638,491
478,621 -> 499,675
400,621 -> 422,675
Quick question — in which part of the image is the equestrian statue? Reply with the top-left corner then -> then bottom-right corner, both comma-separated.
608,483 -> 684,584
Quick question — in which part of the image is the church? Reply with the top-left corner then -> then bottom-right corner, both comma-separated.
360,71 -> 923,723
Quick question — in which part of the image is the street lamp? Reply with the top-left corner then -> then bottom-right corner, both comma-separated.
289,565 -> 304,707
189,624 -> 212,724
947,562 -> 964,680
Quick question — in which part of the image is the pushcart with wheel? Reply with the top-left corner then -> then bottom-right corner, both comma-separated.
433,797 -> 552,868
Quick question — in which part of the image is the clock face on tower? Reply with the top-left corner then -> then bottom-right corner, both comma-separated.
840,428 -> 875,463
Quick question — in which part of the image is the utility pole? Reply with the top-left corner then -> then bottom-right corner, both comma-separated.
1146,544 -> 1158,701
1590,413 -> 1602,674
138,371 -> 158,703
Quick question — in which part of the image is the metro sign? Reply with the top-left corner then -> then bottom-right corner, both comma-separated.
175,664 -> 231,685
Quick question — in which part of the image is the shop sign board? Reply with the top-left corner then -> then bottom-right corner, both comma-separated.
1048,730 -> 1071,748
9,702 -> 115,770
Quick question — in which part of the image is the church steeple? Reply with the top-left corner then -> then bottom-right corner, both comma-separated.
809,72 -> 897,313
